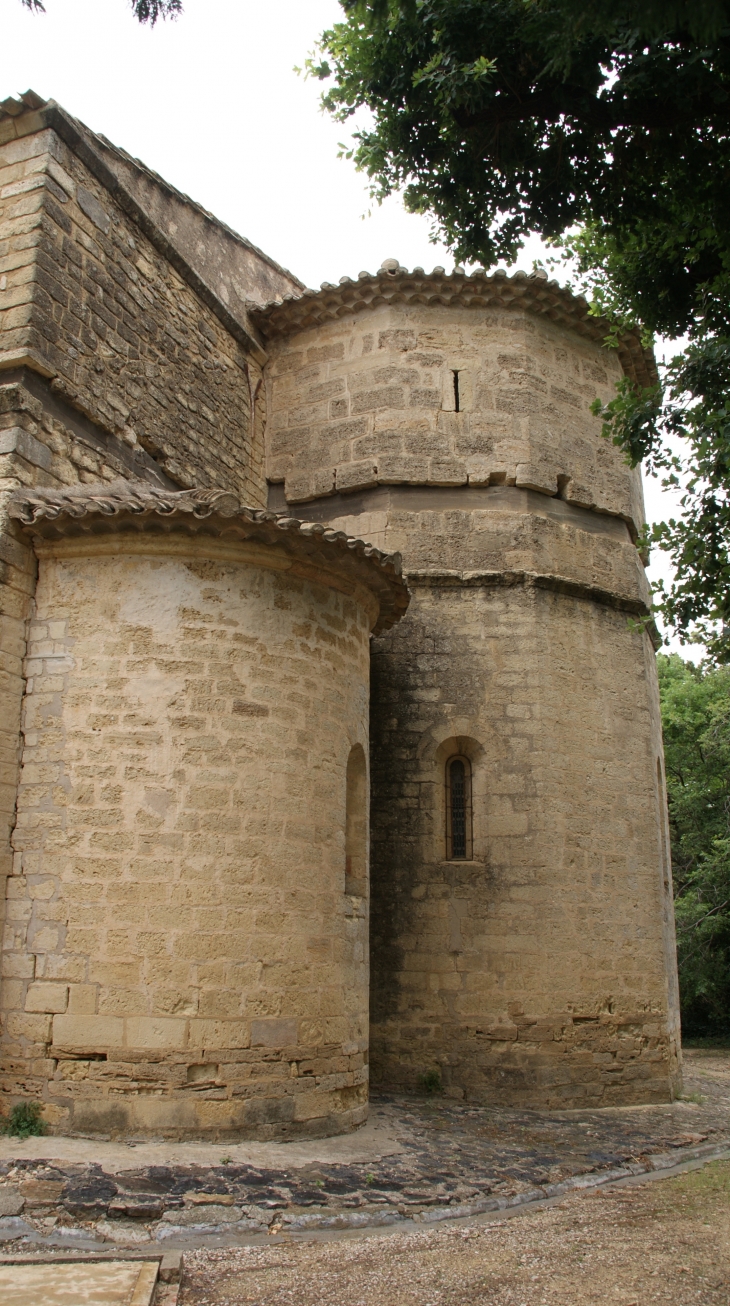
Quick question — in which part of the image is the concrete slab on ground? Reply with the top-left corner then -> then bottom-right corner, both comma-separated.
0,1259 -> 158,1305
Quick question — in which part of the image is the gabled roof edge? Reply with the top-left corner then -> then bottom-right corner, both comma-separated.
89,130 -> 305,294
42,102 -> 268,366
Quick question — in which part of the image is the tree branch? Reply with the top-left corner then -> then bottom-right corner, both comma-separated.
677,898 -> 730,933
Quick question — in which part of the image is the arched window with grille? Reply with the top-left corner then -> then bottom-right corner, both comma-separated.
445,755 -> 473,860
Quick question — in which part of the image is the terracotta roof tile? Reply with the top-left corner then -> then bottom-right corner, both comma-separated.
251,263 -> 657,389
9,483 -> 409,634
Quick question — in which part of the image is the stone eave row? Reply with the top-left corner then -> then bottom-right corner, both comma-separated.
251,267 -> 657,391
8,484 -> 410,635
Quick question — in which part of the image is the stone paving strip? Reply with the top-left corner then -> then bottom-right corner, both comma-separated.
0,1259 -> 161,1306
0,1051 -> 727,1256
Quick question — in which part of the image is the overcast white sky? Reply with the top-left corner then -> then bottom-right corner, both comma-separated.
3,0 -> 465,285
3,0 -> 690,653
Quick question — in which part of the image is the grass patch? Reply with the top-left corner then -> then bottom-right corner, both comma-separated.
419,1069 -> 443,1094
682,1036 -> 730,1050
1,1101 -> 47,1139
660,1159 -> 730,1214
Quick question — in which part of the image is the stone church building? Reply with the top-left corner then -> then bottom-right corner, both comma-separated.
0,91 -> 681,1140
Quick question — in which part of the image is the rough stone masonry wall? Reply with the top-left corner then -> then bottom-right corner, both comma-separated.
2,528 -> 374,1139
264,299 -> 644,537
89,129 -> 304,321
0,107 -> 270,1062
367,579 -> 680,1106
0,489 -> 34,947
0,118 -> 264,500
0,373 -> 176,996
262,300 -> 681,1108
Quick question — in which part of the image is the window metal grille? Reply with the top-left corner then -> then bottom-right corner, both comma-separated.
445,756 -> 472,859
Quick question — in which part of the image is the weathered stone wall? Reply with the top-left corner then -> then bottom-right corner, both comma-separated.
0,101 -> 270,1051
0,116 -> 265,502
297,484 -> 649,604
258,290 -> 681,1108
367,581 -> 679,1105
0,96 -> 681,1122
0,494 -> 34,933
262,294 -> 645,537
1,495 -> 402,1139
0,371 -> 176,976
89,129 -> 303,317
0,373 -> 176,493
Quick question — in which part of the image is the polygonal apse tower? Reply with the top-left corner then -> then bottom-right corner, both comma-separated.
254,260 -> 682,1108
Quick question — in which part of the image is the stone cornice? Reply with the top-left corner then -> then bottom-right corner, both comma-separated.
8,484 -> 409,635
407,568 -> 660,648
251,265 -> 657,391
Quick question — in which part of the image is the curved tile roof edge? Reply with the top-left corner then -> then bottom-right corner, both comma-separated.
251,264 -> 657,390
8,483 -> 409,635
0,89 -> 46,118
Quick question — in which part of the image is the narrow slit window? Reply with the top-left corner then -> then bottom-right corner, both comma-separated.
446,756 -> 472,860
452,369 -> 460,412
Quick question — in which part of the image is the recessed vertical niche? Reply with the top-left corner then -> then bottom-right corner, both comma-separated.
345,743 -> 367,897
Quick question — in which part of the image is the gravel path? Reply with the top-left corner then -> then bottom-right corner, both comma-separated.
178,1155 -> 730,1305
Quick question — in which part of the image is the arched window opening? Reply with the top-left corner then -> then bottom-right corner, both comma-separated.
445,755 -> 472,860
345,744 -> 367,896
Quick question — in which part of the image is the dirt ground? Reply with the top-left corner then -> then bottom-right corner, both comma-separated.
179,1155 -> 730,1304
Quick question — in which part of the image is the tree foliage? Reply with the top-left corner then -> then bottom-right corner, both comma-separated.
592,341 -> 730,660
20,0 -> 182,23
312,2 -> 730,294
313,2 -> 730,653
659,654 -> 730,1036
